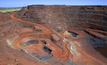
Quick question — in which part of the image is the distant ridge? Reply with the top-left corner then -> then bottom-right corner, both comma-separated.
0,7 -> 22,10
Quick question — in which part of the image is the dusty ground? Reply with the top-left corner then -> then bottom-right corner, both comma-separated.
0,5 -> 107,65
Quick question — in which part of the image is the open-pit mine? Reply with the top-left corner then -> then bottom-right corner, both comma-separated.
0,5 -> 107,65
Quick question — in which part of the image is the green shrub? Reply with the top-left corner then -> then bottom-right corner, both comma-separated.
0,7 -> 22,13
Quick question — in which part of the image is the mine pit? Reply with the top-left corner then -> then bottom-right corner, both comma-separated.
84,30 -> 107,59
0,5 -> 107,65
28,39 -> 39,44
20,39 -> 40,46
68,31 -> 79,37
41,40 -> 47,44
43,46 -> 52,54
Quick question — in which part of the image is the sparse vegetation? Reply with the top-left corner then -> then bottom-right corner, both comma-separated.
0,7 -> 22,13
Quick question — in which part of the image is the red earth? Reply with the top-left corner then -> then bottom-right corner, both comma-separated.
0,5 -> 107,65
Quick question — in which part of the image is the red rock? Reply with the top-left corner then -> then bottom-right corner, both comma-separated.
51,34 -> 60,41
20,28 -> 33,33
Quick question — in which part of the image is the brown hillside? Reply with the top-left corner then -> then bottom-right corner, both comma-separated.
15,5 -> 107,31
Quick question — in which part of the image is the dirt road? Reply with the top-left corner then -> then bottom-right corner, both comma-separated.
10,12 -> 69,59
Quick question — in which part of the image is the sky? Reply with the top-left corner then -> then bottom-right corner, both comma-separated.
0,0 -> 107,7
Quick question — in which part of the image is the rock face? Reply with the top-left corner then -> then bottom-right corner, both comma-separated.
15,5 -> 107,31
0,5 -> 107,65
